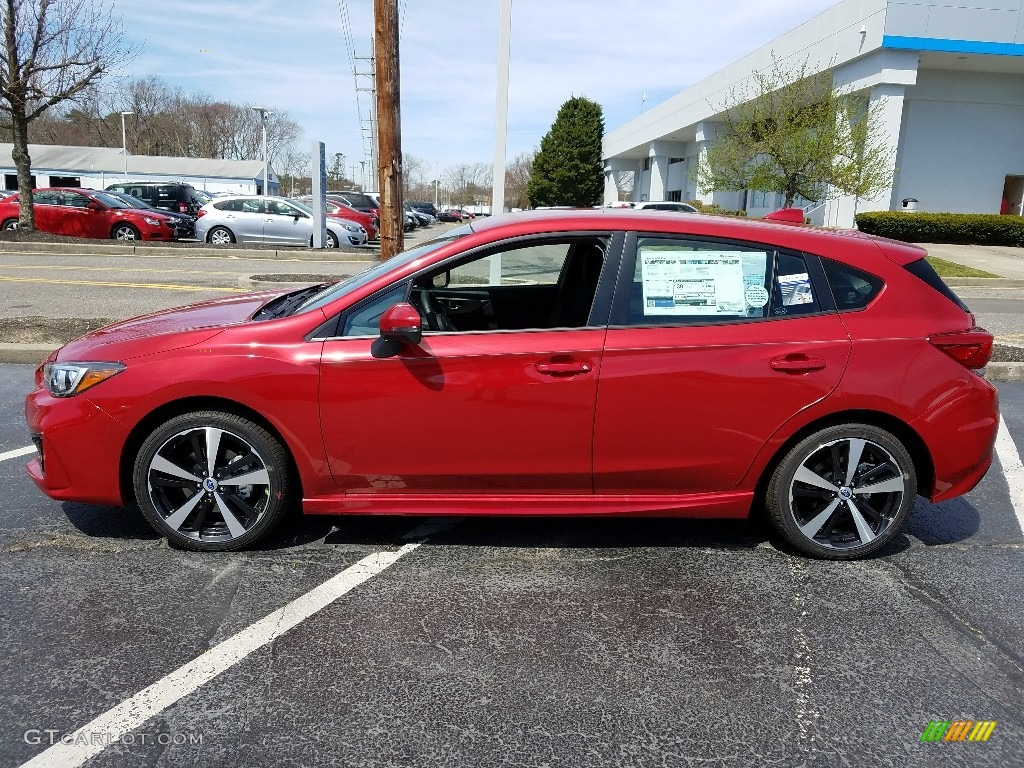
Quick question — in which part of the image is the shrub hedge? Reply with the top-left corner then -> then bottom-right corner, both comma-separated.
855,211 -> 1024,246
687,200 -> 746,217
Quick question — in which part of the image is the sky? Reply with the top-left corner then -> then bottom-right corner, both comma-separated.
116,0 -> 840,182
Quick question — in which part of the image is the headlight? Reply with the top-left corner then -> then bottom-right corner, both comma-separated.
43,362 -> 125,398
343,223 -> 358,232
143,217 -> 162,226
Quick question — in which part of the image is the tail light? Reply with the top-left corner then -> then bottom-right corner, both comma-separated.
929,328 -> 993,369
196,210 -> 206,218
178,201 -> 188,213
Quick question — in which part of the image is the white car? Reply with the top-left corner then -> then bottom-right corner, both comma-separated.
195,195 -> 367,247
632,200 -> 699,213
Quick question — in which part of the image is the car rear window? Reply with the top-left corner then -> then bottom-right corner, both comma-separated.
903,258 -> 970,312
820,258 -> 884,311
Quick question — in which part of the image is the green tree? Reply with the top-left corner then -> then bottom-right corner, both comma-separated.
1,0 -> 131,229
693,57 -> 895,208
527,96 -> 604,207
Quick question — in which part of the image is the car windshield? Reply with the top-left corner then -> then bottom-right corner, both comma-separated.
92,191 -> 132,209
111,193 -> 153,210
287,199 -> 314,215
294,230 -> 470,314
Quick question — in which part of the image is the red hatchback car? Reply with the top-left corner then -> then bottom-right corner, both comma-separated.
0,188 -> 179,241
25,210 -> 998,558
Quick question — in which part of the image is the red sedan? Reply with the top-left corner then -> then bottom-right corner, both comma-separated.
324,198 -> 378,240
0,188 -> 179,240
25,209 -> 998,558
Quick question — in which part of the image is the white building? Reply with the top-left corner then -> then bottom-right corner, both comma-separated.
0,144 -> 279,196
603,0 -> 1024,226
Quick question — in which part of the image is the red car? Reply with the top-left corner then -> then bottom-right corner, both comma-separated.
25,209 -> 998,558
324,198 -> 378,240
0,188 -> 179,241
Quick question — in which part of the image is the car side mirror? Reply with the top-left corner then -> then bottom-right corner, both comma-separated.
379,302 -> 423,345
86,201 -> 103,211
431,271 -> 450,288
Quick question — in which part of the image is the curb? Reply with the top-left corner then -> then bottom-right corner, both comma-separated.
0,242 -> 379,262
944,277 -> 1024,287
0,343 -> 1021,381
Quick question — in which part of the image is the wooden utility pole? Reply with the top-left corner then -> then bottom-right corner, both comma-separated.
374,0 -> 404,259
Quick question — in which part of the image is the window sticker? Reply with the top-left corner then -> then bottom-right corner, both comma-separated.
639,248 -> 767,316
778,272 -> 814,305
745,285 -> 769,308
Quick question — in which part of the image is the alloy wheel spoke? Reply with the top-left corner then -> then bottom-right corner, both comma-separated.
163,491 -> 206,531
151,455 -> 201,483
794,465 -> 839,493
854,476 -> 906,496
845,439 -> 866,486
219,468 -> 269,487
799,498 -> 842,539
205,428 -> 223,478
846,499 -> 876,544
214,493 -> 248,538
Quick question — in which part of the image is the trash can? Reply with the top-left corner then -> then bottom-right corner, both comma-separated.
901,198 -> 918,212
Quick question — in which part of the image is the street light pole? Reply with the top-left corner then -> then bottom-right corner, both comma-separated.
251,107 -> 272,194
120,111 -> 134,179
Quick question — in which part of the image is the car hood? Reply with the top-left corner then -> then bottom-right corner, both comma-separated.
56,290 -> 286,362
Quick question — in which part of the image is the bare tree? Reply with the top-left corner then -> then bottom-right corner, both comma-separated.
0,0 -> 131,228
444,162 -> 491,206
504,150 -> 533,210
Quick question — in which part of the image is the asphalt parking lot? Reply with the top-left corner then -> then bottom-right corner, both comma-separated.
0,360 -> 1022,767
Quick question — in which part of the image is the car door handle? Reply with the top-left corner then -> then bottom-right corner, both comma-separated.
535,361 -> 592,376
770,354 -> 826,373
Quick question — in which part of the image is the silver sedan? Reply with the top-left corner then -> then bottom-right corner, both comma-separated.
195,195 -> 367,247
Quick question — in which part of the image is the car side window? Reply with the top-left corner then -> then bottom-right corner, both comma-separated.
240,198 -> 263,214
341,284 -> 407,337
60,192 -> 90,208
32,191 -> 60,206
622,237 -> 819,326
820,258 -> 883,311
410,238 -> 607,333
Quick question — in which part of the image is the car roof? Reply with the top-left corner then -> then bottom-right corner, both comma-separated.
459,208 -> 924,264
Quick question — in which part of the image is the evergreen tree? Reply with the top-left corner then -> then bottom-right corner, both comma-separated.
527,96 -> 604,207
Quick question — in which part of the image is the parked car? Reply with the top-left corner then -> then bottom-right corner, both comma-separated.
104,181 -> 206,216
408,201 -> 440,218
194,195 -> 367,247
25,209 -> 997,558
102,190 -> 196,239
632,201 -> 700,213
438,209 -> 464,222
405,204 -> 432,228
318,197 -> 378,240
0,188 -> 180,241
327,191 -> 379,218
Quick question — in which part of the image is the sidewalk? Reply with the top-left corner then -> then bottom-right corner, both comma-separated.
919,242 -> 1024,283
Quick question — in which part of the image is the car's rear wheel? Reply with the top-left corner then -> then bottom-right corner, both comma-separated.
2,218 -> 18,230
112,223 -> 140,240
133,411 -> 292,551
766,424 -> 916,560
207,226 -> 235,245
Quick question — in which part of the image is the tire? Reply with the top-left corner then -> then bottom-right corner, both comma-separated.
312,231 -> 339,248
765,423 -> 916,560
2,218 -> 18,231
207,226 -> 235,245
112,223 -> 140,241
133,411 -> 293,551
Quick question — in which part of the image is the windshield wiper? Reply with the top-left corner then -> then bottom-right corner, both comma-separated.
254,284 -> 329,320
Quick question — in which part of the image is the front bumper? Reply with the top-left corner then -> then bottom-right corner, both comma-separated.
25,387 -> 130,506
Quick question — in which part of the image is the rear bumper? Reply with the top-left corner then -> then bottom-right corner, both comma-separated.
913,373 -> 999,502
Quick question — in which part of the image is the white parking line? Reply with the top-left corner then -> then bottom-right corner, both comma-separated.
18,541 -> 425,768
995,416 -> 1024,535
0,445 -> 34,462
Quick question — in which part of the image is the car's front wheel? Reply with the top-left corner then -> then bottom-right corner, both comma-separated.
133,411 -> 293,551
311,231 -> 339,248
207,226 -> 235,245
766,424 -> 916,560
2,218 -> 18,231
112,223 -> 140,240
